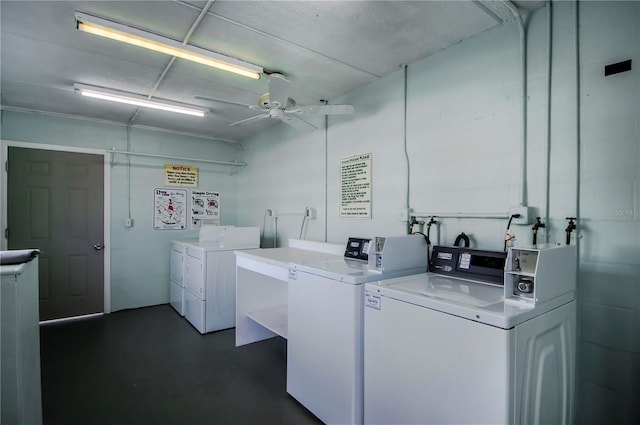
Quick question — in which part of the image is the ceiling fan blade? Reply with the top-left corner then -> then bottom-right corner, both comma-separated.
195,96 -> 260,110
281,115 -> 318,132
267,73 -> 290,108
296,104 -> 354,115
230,114 -> 269,126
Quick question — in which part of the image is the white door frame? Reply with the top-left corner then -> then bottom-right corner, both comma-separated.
1,140 -> 112,314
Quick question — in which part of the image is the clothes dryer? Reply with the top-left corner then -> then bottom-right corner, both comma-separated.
182,227 -> 259,334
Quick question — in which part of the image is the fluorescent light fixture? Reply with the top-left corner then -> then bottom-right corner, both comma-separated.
74,83 -> 208,117
75,11 -> 263,80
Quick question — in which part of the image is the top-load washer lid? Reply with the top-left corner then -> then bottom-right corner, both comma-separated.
289,258 -> 426,285
365,273 -> 573,329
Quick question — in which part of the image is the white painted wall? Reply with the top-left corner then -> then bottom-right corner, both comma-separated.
1,112 -> 241,311
1,1 -> 637,423
237,2 -> 639,424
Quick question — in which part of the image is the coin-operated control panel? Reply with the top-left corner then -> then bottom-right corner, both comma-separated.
344,238 -> 371,261
429,245 -> 507,286
504,244 -> 576,305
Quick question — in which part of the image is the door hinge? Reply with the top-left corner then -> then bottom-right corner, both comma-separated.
4,161 -> 7,173
4,228 -> 8,239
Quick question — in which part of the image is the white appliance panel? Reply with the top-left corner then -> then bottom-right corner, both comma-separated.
170,247 -> 184,285
185,252 -> 205,300
364,294 -> 511,425
287,270 -> 364,425
514,301 -> 576,424
184,288 -> 206,333
169,279 -> 184,315
364,286 -> 576,425
203,250 -> 236,332
368,273 -> 573,329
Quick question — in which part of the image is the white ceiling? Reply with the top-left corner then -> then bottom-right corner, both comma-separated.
0,1 -> 544,143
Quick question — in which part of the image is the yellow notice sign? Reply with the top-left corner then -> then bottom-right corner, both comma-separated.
164,164 -> 198,187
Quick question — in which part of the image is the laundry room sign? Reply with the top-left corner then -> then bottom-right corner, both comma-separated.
164,164 -> 198,187
153,188 -> 187,230
340,153 -> 371,218
190,190 -> 220,228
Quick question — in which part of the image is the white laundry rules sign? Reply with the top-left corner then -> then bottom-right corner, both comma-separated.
153,188 -> 187,230
190,190 -> 220,228
340,153 -> 372,218
164,164 -> 198,187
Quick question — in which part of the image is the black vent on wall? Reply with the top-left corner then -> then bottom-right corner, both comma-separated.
604,59 -> 632,76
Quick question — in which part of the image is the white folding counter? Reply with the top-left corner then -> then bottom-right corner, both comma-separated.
234,239 -> 344,346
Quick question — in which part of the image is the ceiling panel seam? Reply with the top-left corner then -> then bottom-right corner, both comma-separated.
174,0 -> 379,78
127,0 -> 215,127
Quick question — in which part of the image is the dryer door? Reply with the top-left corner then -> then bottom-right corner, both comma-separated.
184,253 -> 205,300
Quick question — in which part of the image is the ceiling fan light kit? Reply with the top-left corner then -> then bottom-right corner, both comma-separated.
75,12 -> 263,80
74,83 -> 209,117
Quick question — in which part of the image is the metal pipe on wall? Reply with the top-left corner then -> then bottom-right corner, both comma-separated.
402,64 -> 411,233
543,0 -> 553,243
109,148 -> 247,167
503,1 -> 529,207
412,212 -> 509,219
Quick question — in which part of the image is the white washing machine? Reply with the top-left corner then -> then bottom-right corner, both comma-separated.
182,227 -> 259,334
287,235 -> 428,425
363,244 -> 577,425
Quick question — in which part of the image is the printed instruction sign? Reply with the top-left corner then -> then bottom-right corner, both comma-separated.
164,164 -> 198,187
191,190 -> 220,228
153,188 -> 187,230
340,153 -> 372,218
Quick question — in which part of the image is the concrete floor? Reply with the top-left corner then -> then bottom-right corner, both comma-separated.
39,304 -> 323,425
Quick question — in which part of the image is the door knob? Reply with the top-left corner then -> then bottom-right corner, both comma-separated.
94,244 -> 103,251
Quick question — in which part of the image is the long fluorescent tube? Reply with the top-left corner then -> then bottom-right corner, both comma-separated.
74,84 -> 208,117
75,12 -> 263,80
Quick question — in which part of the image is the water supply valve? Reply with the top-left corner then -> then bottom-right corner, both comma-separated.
565,217 -> 577,245
531,217 -> 545,246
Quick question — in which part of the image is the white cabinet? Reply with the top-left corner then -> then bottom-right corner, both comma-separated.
1,258 -> 43,425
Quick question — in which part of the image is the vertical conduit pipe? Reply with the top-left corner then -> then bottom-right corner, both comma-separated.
544,0 -> 553,243
402,64 -> 411,234
503,1 -> 529,206
324,110 -> 329,242
572,3 -> 581,420
126,125 -> 132,221
574,0 -> 581,246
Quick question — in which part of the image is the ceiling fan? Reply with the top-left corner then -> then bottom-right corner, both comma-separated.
197,73 -> 354,132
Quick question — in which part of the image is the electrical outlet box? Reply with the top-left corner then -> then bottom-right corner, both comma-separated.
397,208 -> 413,222
125,217 -> 134,228
508,206 -> 533,225
306,207 -> 317,220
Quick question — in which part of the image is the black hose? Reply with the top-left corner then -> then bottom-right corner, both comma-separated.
454,232 -> 470,248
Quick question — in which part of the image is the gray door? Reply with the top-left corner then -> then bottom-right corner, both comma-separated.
7,147 -> 104,321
